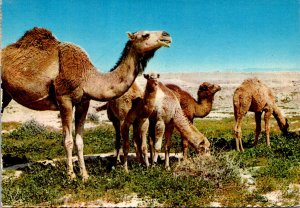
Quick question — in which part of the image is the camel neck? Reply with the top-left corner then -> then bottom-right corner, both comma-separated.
142,86 -> 158,115
194,97 -> 214,118
83,43 -> 154,101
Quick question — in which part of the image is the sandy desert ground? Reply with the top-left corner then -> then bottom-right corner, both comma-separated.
2,72 -> 300,130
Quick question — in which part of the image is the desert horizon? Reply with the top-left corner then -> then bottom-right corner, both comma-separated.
2,71 -> 300,131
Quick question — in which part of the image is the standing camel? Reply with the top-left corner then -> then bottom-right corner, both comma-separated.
95,81 -> 144,164
166,82 -> 221,159
1,27 -> 172,180
121,73 -> 211,171
233,78 -> 289,152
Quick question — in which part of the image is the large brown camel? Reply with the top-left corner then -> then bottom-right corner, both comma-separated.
1,27 -> 172,180
121,73 -> 211,171
166,82 -> 221,159
233,78 -> 289,152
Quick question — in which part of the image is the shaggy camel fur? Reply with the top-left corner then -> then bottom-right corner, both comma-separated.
1,27 -> 171,180
233,78 -> 289,152
96,81 -> 144,163
121,73 -> 211,171
166,82 -> 221,159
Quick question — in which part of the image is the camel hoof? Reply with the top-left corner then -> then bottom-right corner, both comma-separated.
68,172 -> 77,180
82,174 -> 89,182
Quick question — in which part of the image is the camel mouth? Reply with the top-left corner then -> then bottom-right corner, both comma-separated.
215,85 -> 221,92
159,38 -> 172,47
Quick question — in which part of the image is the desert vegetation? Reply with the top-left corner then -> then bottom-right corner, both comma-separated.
2,115 -> 300,206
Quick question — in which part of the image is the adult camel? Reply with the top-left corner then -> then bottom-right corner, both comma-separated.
1,27 -> 171,180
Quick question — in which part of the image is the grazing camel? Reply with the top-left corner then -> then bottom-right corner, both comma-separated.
233,78 -> 289,152
1,27 -> 172,180
166,82 -> 221,159
121,73 -> 211,171
96,81 -> 144,163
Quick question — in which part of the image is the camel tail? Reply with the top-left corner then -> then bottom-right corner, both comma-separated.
95,103 -> 108,112
273,105 -> 289,134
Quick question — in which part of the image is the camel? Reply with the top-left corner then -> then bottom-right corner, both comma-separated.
1,27 -> 172,180
121,73 -> 211,171
166,82 -> 221,159
95,81 -> 144,164
233,78 -> 289,152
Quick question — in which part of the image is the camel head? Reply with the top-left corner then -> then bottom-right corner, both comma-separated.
198,82 -> 221,99
127,31 -> 172,53
197,136 -> 211,156
281,118 -> 289,135
144,73 -> 160,93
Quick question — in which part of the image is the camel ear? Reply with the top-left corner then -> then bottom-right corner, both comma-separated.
144,74 -> 149,79
127,32 -> 135,40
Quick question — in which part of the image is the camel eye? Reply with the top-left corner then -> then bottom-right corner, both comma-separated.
200,86 -> 208,91
142,34 -> 150,39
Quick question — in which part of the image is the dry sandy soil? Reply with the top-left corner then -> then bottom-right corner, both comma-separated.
2,72 -> 300,129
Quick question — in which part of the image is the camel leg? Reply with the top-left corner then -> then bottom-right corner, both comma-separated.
74,101 -> 90,181
182,135 -> 189,161
164,123 -> 174,170
57,96 -> 76,179
153,120 -> 165,163
148,120 -> 156,165
264,109 -> 272,147
253,112 -> 262,147
121,120 -> 131,172
1,90 -> 12,113
138,118 -> 150,167
234,115 -> 244,152
111,116 -> 122,163
133,120 -> 143,163
107,106 -> 122,163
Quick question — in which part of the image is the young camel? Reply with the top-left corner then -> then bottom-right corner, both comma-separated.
96,81 -> 144,163
1,27 -> 171,180
121,73 -> 211,171
166,82 -> 221,159
233,78 -> 289,152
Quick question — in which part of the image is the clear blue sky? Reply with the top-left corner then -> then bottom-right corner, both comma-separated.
2,0 -> 300,72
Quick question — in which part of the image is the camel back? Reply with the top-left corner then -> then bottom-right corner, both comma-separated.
13,27 -> 59,50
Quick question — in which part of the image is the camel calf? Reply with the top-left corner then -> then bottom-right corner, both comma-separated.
96,81 -> 144,163
233,78 -> 289,152
166,82 -> 221,159
122,73 -> 211,171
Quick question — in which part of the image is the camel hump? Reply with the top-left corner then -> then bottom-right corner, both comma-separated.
54,43 -> 95,95
14,27 -> 59,50
13,27 -> 59,50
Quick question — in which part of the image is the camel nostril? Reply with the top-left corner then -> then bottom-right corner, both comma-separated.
162,31 -> 170,36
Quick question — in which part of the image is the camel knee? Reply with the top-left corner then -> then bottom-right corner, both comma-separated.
75,136 -> 84,152
64,137 -> 74,150
154,140 -> 163,152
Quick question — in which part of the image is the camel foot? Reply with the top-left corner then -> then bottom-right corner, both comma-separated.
124,166 -> 129,173
68,172 -> 77,180
82,174 -> 89,182
165,166 -> 171,171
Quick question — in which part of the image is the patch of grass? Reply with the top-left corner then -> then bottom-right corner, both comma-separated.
2,121 -> 22,131
2,121 -> 116,166
2,156 -> 243,206
2,116 -> 300,206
